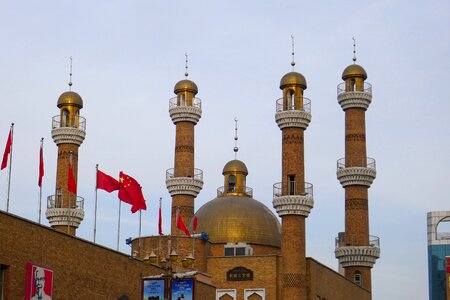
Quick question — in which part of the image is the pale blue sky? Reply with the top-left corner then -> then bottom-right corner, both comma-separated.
1,1 -> 449,298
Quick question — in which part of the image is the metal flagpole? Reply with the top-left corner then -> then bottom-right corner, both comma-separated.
139,209 -> 142,257
6,123 -> 14,212
117,198 -> 121,251
38,138 -> 44,223
94,164 -> 99,243
68,151 -> 73,234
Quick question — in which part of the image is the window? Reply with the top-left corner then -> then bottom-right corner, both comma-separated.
0,265 -> 5,300
354,271 -> 362,286
227,175 -> 236,192
180,94 -> 186,106
288,175 -> 295,195
61,109 -> 69,127
224,243 -> 253,256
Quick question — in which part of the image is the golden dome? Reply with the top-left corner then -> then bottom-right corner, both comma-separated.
280,71 -> 307,90
174,79 -> 198,95
222,159 -> 248,175
194,196 -> 281,247
342,64 -> 367,80
57,91 -> 83,108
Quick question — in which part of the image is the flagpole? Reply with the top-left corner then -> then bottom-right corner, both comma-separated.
94,164 -> 98,243
117,198 -> 121,251
138,209 -> 142,257
38,138 -> 44,223
6,123 -> 14,212
68,151 -> 72,234
159,197 -> 162,261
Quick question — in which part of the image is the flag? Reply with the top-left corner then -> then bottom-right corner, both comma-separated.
192,215 -> 198,234
118,171 -> 147,213
68,160 -> 77,194
38,140 -> 44,187
158,205 -> 163,235
97,169 -> 119,193
176,208 -> 191,237
1,128 -> 12,170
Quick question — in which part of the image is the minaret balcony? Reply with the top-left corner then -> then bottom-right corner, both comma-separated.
337,82 -> 372,111
335,234 -> 380,268
169,97 -> 202,124
217,186 -> 253,198
45,194 -> 85,228
165,168 -> 204,197
336,157 -> 376,187
272,182 -> 314,217
51,115 -> 86,146
275,97 -> 311,130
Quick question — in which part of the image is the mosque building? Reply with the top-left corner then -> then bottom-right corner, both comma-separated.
0,45 -> 380,300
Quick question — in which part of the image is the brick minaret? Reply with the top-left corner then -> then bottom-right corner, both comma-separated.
166,77 -> 203,235
273,69 -> 314,299
335,61 -> 380,291
46,87 -> 86,236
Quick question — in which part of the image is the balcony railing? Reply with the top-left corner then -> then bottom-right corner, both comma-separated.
337,157 -> 376,170
217,186 -> 253,197
169,97 -> 202,109
47,194 -> 84,210
273,182 -> 313,197
52,115 -> 86,131
276,97 -> 311,113
166,168 -> 203,181
337,82 -> 372,95
335,233 -> 380,248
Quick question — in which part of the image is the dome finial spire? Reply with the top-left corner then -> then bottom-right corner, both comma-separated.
233,117 -> 239,159
352,37 -> 357,63
68,56 -> 73,90
184,53 -> 189,78
291,34 -> 296,71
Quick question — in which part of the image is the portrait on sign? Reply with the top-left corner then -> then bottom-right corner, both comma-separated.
24,262 -> 53,300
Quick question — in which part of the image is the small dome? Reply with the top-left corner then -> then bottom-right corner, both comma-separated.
194,196 -> 281,247
57,91 -> 83,108
174,79 -> 198,95
280,71 -> 307,90
222,159 -> 248,175
342,64 -> 367,80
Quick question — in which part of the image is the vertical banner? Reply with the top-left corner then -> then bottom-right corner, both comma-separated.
24,262 -> 53,300
142,278 -> 165,300
446,256 -> 450,273
172,278 -> 194,300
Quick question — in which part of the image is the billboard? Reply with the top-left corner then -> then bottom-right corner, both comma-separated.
142,278 -> 166,300
172,278 -> 194,300
24,262 -> 53,300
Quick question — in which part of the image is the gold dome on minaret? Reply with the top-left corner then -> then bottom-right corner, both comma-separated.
222,159 -> 248,175
280,71 -> 307,90
57,91 -> 83,109
174,79 -> 198,95
342,64 -> 367,80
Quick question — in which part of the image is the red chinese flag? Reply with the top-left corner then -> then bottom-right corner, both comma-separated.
68,160 -> 77,194
176,209 -> 191,237
158,206 -> 163,236
118,171 -> 147,213
1,129 -> 12,170
192,215 -> 198,234
97,169 -> 119,193
38,142 -> 44,187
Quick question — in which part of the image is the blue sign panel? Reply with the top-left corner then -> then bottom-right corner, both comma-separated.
172,278 -> 194,300
143,279 -> 165,300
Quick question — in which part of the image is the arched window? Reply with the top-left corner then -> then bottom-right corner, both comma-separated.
354,271 -> 362,286
180,94 -> 186,106
227,175 -> 236,192
288,175 -> 295,195
61,109 -> 69,127
286,90 -> 295,110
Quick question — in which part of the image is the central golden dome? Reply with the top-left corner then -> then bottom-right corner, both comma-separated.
222,159 -> 248,175
194,196 -> 281,247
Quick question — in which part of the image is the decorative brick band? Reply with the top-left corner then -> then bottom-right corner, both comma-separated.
335,245 -> 380,268
337,167 -> 376,187
52,127 -> 86,146
275,110 -> 311,130
282,273 -> 303,288
166,177 -> 203,197
337,91 -> 372,111
169,106 -> 202,124
273,194 -> 314,217
46,208 -> 85,228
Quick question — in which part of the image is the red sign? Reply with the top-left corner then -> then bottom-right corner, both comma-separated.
446,257 -> 450,273
24,262 -> 53,300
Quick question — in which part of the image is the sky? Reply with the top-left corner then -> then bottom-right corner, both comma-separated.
0,1 -> 449,298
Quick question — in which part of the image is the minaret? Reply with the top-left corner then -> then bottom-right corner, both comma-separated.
166,55 -> 203,234
273,37 -> 314,299
335,40 -> 380,291
46,58 -> 86,236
